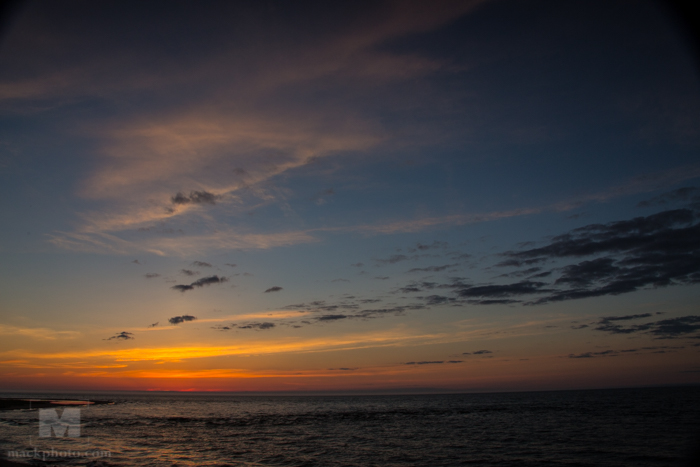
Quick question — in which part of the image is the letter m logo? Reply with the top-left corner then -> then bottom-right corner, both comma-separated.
39,407 -> 81,437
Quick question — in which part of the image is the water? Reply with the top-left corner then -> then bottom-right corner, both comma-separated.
1,387 -> 698,466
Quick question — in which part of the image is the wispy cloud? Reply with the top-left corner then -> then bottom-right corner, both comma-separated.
22,1 -> 491,257
104,331 -> 134,341
637,186 -> 700,208
463,350 -> 492,355
0,325 -> 80,340
49,163 -> 700,258
375,254 -> 420,265
168,315 -> 198,325
572,164 -> 700,206
389,205 -> 700,308
408,264 -> 459,273
172,191 -> 220,205
5,331 -> 448,363
197,310 -> 312,322
566,345 -> 685,359
591,315 -> 700,339
348,208 -> 544,235
48,228 -> 319,256
237,322 -> 275,330
172,276 -> 227,293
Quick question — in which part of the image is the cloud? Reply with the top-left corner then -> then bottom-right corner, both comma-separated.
599,313 -> 653,322
37,16 -> 440,251
637,186 -> 700,208
375,254 -> 415,265
424,295 -> 454,305
104,331 -> 134,341
649,316 -> 700,338
416,241 -> 448,250
404,241 -> 449,252
552,164 -> 700,208
137,225 -> 184,234
0,325 -> 80,340
566,345 -> 685,358
312,167 -> 700,238
224,263 -> 237,267
350,208 -> 544,235
168,315 -> 198,325
407,263 -> 459,273
508,209 -> 697,262
317,314 -> 348,321
354,305 -> 424,318
48,227 -> 320,256
568,350 -> 618,358
592,314 -> 700,339
181,269 -> 199,276
404,360 -> 461,365
149,322 -> 158,327
328,367 -> 359,371
39,15 -> 413,247
458,281 -> 549,298
55,164 -> 697,258
463,350 -> 492,355
466,299 -> 520,305
449,252 -> 473,261
172,275 -> 228,292
498,267 -> 543,278
264,286 -> 283,293
171,190 -> 220,205
192,261 -> 212,267
192,276 -> 225,287
425,207 -> 700,306
641,345 -> 684,351
351,263 -> 364,267
264,290 -> 426,327
144,273 -> 160,278
312,188 -> 335,205
237,322 -> 275,330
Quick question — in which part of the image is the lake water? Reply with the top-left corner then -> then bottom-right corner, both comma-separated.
1,386 -> 699,466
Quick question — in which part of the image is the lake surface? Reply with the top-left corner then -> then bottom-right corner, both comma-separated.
1,386 -> 699,466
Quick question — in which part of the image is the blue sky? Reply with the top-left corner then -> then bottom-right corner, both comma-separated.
0,0 -> 699,392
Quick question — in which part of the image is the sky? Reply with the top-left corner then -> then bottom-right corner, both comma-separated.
0,0 -> 699,393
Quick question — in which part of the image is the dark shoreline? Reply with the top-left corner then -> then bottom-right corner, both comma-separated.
0,458 -> 53,467
0,398 -> 113,411
0,459 -> 38,467
0,399 -> 112,466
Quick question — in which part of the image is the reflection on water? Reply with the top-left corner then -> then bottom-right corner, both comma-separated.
0,387 -> 698,466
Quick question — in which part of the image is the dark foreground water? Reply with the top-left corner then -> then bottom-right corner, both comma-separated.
1,387 -> 699,466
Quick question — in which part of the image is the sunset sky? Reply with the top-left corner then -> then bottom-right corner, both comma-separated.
1,0 -> 699,393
